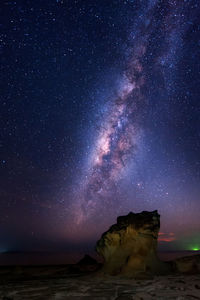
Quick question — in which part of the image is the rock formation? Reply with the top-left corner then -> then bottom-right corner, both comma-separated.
96,210 -> 171,277
172,254 -> 200,274
71,255 -> 101,273
77,254 -> 98,266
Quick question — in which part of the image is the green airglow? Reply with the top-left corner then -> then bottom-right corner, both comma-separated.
192,247 -> 199,251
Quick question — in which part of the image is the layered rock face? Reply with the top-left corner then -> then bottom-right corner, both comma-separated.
96,210 -> 170,277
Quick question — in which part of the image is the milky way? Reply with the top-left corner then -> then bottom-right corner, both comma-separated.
2,0 -> 199,253
71,0 -> 198,229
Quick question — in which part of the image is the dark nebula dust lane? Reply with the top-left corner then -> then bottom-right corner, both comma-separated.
1,0 -> 200,252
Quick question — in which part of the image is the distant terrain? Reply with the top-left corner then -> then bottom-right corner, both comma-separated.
1,250 -> 200,266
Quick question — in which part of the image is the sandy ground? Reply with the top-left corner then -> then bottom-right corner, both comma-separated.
0,270 -> 200,300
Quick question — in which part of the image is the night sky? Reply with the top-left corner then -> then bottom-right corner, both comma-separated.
1,0 -> 200,254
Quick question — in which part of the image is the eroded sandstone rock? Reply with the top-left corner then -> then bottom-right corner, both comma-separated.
96,210 -> 171,277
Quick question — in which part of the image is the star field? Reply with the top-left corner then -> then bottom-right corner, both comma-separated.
1,0 -> 200,253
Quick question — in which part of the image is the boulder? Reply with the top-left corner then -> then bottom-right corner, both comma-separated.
71,255 -> 101,273
77,254 -> 98,266
172,254 -> 200,274
96,210 -> 171,277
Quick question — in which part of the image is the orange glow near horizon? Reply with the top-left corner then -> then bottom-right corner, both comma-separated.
158,232 -> 176,242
